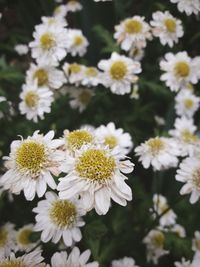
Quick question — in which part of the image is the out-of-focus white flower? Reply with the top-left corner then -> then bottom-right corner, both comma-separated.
129,47 -> 144,61
98,52 -> 141,95
143,229 -> 169,264
19,82 -> 54,122
111,257 -> 140,267
14,44 -> 29,55
16,224 -> 38,252
171,224 -> 186,238
66,1 -> 82,12
0,130 -> 64,200
0,96 -> 6,103
175,89 -> 200,118
170,0 -> 200,15
33,191 -> 85,247
152,194 -> 177,227
49,247 -> 98,267
69,87 -> 95,112
154,115 -> 165,126
160,52 -> 199,92
114,16 -> 152,51
26,62 -> 66,90
135,137 -> 180,171
174,258 -> 192,267
150,11 -> 183,47
53,4 -> 68,18
176,156 -> 200,204
58,144 -> 134,215
63,62 -> 85,85
130,84 -> 140,99
95,122 -> 133,154
0,223 -> 16,258
192,231 -> 200,254
67,29 -> 89,57
81,66 -> 101,87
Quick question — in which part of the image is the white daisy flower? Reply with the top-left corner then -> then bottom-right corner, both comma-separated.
81,66 -> 101,87
176,156 -> 200,204
111,257 -> 140,267
169,117 -> 200,157
114,15 -> 152,51
66,1 -> 82,12
98,52 -> 141,95
175,89 -> 200,118
16,224 -> 38,252
135,137 -> 180,171
170,0 -> 200,15
95,122 -> 133,154
14,44 -> 29,55
152,194 -> 177,227
0,223 -> 16,258
19,82 -> 54,122
33,191 -> 85,247
67,29 -> 89,57
58,144 -> 134,215
143,229 -> 169,265
170,224 -> 186,238
0,249 -> 45,267
49,247 -> 98,267
0,130 -> 64,200
26,62 -> 66,90
53,5 -> 68,18
160,52 -> 199,92
63,62 -> 85,85
69,87 -> 95,112
150,11 -> 184,47
29,21 -> 68,65
174,258 -> 192,267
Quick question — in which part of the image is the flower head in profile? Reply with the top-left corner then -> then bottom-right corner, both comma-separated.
98,52 -> 141,95
33,191 -> 85,247
58,144 -> 134,215
0,130 -> 64,200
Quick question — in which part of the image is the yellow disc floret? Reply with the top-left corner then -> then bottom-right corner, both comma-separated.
15,141 -> 46,176
40,33 -> 56,50
33,69 -> 48,86
74,36 -> 83,46
192,168 -> 200,189
125,19 -> 143,34
104,135 -> 118,149
17,228 -> 33,246
175,61 -> 190,78
69,63 -> 81,74
110,60 -> 127,80
49,200 -> 77,228
67,130 -> 94,151
181,130 -> 198,143
0,228 -> 8,248
24,91 -> 39,108
147,137 -> 165,155
184,99 -> 194,109
85,67 -> 98,77
164,18 -> 176,33
152,231 -> 165,248
75,149 -> 116,182
0,260 -> 26,267
78,90 -> 93,105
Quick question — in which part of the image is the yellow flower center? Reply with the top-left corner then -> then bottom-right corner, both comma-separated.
125,19 -> 143,34
104,135 -> 118,149
110,60 -> 127,80
184,99 -> 194,109
181,130 -> 198,143
164,18 -> 176,33
67,130 -> 94,151
152,231 -> 165,248
85,67 -> 98,77
78,90 -> 93,105
0,228 -> 8,247
73,36 -> 83,46
147,138 -> 165,155
49,200 -> 77,228
0,260 -> 25,267
40,33 -> 56,50
175,61 -> 190,78
75,149 -> 116,182
69,63 -> 81,74
17,228 -> 33,245
192,168 -> 200,189
15,141 -> 47,176
24,91 -> 39,108
33,69 -> 48,86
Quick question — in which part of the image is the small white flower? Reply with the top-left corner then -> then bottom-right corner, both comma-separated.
0,96 -> 6,103
81,66 -> 101,87
67,29 -> 89,57
111,257 -> 140,267
150,11 -> 184,47
58,144 -> 134,215
50,247 -> 98,267
33,191 -> 85,247
176,156 -> 200,204
95,122 -> 133,154
170,0 -> 200,15
19,82 -> 54,122
53,5 -> 68,18
66,1 -> 82,12
14,44 -> 29,55
135,137 -> 180,171
63,62 -> 85,85
129,47 -> 144,61
175,89 -> 200,118
98,52 -> 141,95
174,258 -> 192,267
0,130 -> 64,200
26,62 -> 66,90
160,52 -> 199,92
0,223 -> 16,258
69,87 -> 95,112
154,115 -> 165,126
114,16 -> 152,51
170,224 -> 186,238
192,231 -> 200,253
16,224 -> 38,252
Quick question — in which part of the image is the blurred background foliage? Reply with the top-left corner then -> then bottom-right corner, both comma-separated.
0,0 -> 200,266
